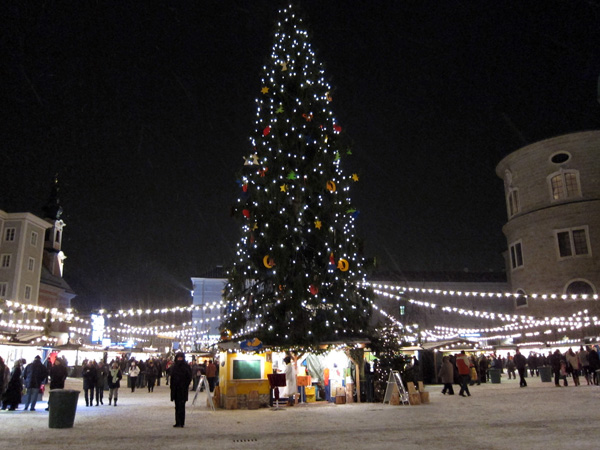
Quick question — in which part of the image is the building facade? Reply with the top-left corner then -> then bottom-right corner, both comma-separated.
0,210 -> 51,303
496,131 -> 600,314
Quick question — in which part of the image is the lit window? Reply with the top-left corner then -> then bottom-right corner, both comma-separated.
556,227 -> 590,258
24,285 -> 32,300
549,170 -> 580,200
1,254 -> 11,268
28,257 -> 35,271
31,232 -> 38,246
507,189 -> 519,217
4,228 -> 16,241
509,241 -> 524,270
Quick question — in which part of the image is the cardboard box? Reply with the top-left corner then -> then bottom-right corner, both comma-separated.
420,391 -> 430,403
335,395 -> 346,404
408,393 -> 421,405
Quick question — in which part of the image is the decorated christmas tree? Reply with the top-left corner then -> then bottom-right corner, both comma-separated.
222,3 -> 374,350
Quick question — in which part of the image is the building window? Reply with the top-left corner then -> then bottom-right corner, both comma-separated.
0,282 -> 7,297
565,280 -> 595,296
31,231 -> 38,247
509,241 -> 524,270
555,227 -> 591,259
515,289 -> 528,308
549,170 -> 581,201
1,254 -> 11,268
55,230 -> 61,244
4,228 -> 16,241
24,285 -> 32,300
506,188 -> 520,218
28,257 -> 35,271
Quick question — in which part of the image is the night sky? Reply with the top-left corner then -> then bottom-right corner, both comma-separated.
3,1 -> 599,312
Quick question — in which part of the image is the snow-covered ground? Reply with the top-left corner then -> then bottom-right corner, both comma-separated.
0,374 -> 597,449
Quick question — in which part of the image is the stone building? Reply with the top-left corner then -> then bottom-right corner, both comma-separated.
496,131 -> 600,316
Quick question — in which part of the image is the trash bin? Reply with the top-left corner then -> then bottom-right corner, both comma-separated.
48,389 -> 80,428
489,368 -> 501,384
539,366 -> 552,383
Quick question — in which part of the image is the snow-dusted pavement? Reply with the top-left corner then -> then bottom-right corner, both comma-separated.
0,375 -> 597,449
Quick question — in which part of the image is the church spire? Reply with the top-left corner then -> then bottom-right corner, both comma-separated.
42,174 -> 63,220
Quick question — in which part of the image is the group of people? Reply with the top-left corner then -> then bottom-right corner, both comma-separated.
1,355 -> 68,411
438,345 -> 600,396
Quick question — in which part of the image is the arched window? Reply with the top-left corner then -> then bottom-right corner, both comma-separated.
565,280 -> 596,296
515,289 -> 528,308
548,170 -> 581,201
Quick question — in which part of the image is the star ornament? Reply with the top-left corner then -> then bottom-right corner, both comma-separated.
261,87 -> 269,94
281,61 -> 288,71
352,173 -> 359,182
314,220 -> 322,229
280,184 -> 288,192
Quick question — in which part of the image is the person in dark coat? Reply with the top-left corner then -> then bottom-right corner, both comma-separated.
45,358 -> 69,411
514,348 -> 528,387
49,358 -> 68,390
82,360 -> 98,406
2,361 -> 23,410
107,362 -> 122,406
145,360 -> 158,393
170,352 -> 192,428
95,361 -> 108,405
550,350 -> 563,387
23,355 -> 48,411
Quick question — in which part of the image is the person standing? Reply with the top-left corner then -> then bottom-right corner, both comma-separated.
0,356 -> 9,409
23,355 -> 48,411
128,361 -> 140,392
45,358 -> 69,411
550,350 -> 563,387
96,361 -> 108,405
107,362 -> 122,406
283,355 -> 297,406
455,351 -> 471,397
514,349 -> 528,387
565,348 -> 580,386
206,360 -> 217,393
578,346 -> 591,385
82,360 -> 98,406
145,360 -> 158,393
170,352 -> 192,428
438,356 -> 455,395
2,360 -> 23,411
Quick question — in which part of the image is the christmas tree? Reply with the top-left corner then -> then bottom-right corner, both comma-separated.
222,3 -> 374,350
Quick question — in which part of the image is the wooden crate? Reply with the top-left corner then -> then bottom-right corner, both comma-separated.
419,391 -> 430,403
335,395 -> 346,404
408,393 -> 421,405
390,392 -> 400,405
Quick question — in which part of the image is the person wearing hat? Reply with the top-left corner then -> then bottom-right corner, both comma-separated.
170,352 -> 192,428
22,355 -> 48,411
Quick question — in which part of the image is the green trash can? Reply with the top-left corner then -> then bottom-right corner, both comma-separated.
48,389 -> 80,428
539,366 -> 552,383
489,368 -> 501,384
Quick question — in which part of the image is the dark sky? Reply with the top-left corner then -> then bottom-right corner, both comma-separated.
2,1 -> 599,311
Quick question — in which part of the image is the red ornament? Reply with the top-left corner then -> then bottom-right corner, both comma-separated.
242,184 -> 248,192
242,209 -> 250,218
263,126 -> 271,136
309,284 -> 319,295
333,124 -> 342,133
